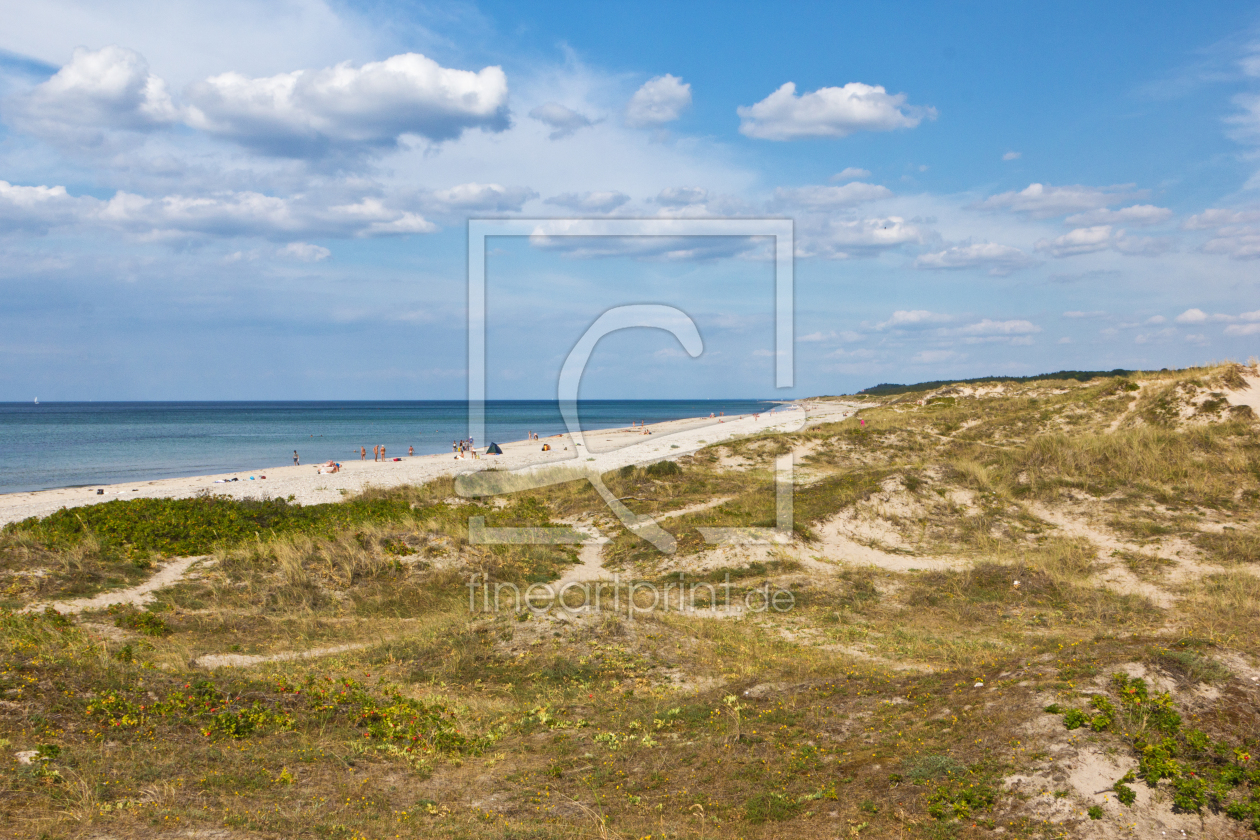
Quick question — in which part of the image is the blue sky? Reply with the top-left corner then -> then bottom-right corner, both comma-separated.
2,1 -> 1260,400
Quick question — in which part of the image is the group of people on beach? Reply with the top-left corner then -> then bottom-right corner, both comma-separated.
296,410 -> 773,470
358,445 -> 390,461
350,444 -> 415,461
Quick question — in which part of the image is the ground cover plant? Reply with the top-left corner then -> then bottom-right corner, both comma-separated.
2,362 -> 1260,839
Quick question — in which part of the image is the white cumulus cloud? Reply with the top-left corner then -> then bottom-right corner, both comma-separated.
914,242 -> 1035,275
976,183 -> 1137,219
1175,308 -> 1207,323
0,180 -> 82,232
1035,225 -> 1172,258
877,310 -> 952,330
1201,229 -> 1260,259
184,52 -> 510,156
957,319 -> 1040,336
801,216 -> 924,259
625,74 -> 691,128
279,242 -> 330,261
15,46 -> 181,142
737,81 -> 935,141
543,191 -> 631,214
1035,226 -> 1113,257
832,167 -> 871,182
429,183 -> 538,213
0,179 -> 442,239
1186,207 -> 1260,258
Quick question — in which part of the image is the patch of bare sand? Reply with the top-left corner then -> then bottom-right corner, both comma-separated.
1226,372 -> 1260,416
1027,501 -> 1260,610
193,643 -> 372,669
1029,503 -> 1178,607
1105,381 -> 1145,432
23,555 -> 208,615
655,497 -> 734,521
810,480 -> 969,573
812,523 -> 965,573
553,521 -> 613,586
553,500 -> 738,586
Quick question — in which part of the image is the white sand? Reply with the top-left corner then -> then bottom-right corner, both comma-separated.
0,402 -> 858,527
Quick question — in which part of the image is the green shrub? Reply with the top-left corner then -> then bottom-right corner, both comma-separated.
1172,775 -> 1207,813
1063,708 -> 1089,730
644,460 -> 682,478
1088,695 -> 1116,731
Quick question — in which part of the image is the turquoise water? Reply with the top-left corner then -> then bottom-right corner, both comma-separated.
0,400 -> 777,493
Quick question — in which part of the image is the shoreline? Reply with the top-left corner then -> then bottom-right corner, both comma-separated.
0,399 -> 780,497
0,402 -> 857,527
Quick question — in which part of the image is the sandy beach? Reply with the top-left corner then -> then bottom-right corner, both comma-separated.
0,401 -> 857,527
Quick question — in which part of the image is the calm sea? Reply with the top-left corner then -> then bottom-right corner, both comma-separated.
0,400 -> 777,494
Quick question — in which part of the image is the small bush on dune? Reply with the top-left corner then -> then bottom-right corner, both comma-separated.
644,460 -> 682,478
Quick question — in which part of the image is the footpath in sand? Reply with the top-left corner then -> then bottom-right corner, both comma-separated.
0,402 -> 856,527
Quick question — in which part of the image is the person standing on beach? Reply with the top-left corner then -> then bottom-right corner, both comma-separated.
381,445 -> 386,460
408,445 -> 414,457
361,446 -> 366,460
293,450 -> 299,465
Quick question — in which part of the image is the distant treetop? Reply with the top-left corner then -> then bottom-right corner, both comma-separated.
857,369 -> 1133,397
